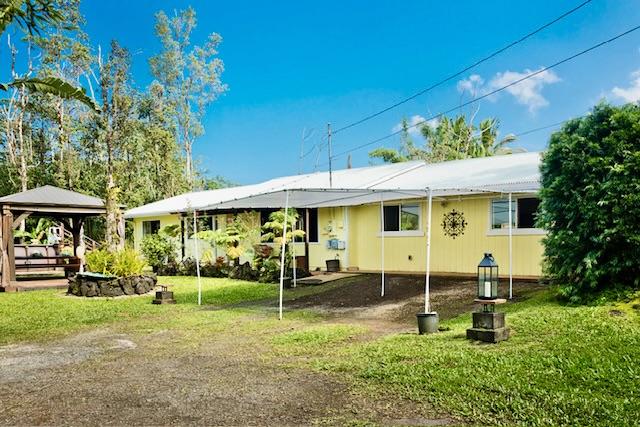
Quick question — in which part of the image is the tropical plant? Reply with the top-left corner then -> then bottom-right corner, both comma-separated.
85,248 -> 115,275
13,217 -> 52,244
197,217 -> 248,265
85,247 -> 146,276
140,233 -> 176,272
369,114 -> 516,164
538,102 -> 640,302
0,0 -> 98,109
261,209 -> 305,245
111,247 -> 146,277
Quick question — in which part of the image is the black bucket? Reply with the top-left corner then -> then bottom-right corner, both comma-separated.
325,259 -> 340,272
416,312 -> 439,334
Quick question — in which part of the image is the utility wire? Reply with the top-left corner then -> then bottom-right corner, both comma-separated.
331,0 -> 594,135
330,24 -> 640,160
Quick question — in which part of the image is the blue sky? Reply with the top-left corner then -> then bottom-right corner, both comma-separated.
8,1 -> 640,184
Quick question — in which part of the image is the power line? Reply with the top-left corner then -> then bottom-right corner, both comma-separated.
331,0 -> 594,135
330,23 -> 640,160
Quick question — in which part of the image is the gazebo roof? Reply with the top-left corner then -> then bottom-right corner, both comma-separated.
0,185 -> 106,215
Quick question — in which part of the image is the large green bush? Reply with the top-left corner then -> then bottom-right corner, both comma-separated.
539,103 -> 640,302
85,247 -> 146,277
140,233 -> 177,272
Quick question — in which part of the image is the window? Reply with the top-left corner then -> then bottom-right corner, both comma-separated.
382,204 -> 420,232
184,215 -> 214,237
491,200 -> 516,229
142,220 -> 160,236
491,197 -> 540,229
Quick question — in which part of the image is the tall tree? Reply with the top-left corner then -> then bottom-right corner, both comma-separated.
149,7 -> 227,187
94,41 -> 133,250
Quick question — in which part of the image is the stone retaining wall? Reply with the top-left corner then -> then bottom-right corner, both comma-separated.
68,274 -> 157,297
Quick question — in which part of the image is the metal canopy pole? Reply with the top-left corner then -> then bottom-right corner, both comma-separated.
278,190 -> 290,320
508,192 -> 513,300
193,210 -> 202,306
292,210 -> 297,288
425,188 -> 433,313
380,194 -> 385,297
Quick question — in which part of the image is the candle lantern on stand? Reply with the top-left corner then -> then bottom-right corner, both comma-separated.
466,253 -> 510,343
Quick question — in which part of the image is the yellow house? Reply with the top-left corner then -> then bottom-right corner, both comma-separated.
125,153 -> 544,278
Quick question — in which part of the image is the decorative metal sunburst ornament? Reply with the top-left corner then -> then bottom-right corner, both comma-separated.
441,209 -> 467,239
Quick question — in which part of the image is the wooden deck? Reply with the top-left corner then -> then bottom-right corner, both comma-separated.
9,273 -> 69,291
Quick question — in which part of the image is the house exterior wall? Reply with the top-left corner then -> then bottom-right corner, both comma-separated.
338,196 -> 544,277
130,194 -> 544,277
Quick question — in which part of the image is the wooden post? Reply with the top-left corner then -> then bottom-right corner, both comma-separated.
71,217 -> 84,257
1,207 -> 17,290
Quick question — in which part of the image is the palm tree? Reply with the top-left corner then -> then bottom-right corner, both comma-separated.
369,114 -> 518,164
475,118 -> 517,157
0,0 -> 98,110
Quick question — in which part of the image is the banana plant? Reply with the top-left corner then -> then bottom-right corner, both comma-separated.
0,0 -> 99,110
14,218 -> 52,244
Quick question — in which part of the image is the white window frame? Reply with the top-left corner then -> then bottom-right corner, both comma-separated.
377,203 -> 424,237
487,196 -> 545,236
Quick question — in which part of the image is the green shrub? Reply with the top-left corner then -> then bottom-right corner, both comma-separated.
111,248 -> 146,276
141,233 -> 176,272
539,102 -> 640,302
85,248 -> 115,275
85,247 -> 146,277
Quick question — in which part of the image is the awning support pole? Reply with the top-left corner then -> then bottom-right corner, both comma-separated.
278,190 -> 290,320
425,188 -> 433,313
292,210 -> 297,288
508,192 -> 513,300
380,195 -> 385,297
193,210 -> 202,306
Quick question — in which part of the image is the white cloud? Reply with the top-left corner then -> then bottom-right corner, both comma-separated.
457,68 -> 561,113
611,70 -> 640,103
392,114 -> 437,136
457,74 -> 484,96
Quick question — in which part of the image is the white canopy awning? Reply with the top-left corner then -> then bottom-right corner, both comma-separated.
125,152 -> 541,217
198,152 -> 541,211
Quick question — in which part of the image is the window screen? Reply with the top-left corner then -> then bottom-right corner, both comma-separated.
491,200 -> 516,229
400,205 -> 420,231
383,204 -> 419,232
517,198 -> 540,228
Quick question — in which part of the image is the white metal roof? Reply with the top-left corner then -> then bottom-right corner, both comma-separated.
124,152 -> 541,218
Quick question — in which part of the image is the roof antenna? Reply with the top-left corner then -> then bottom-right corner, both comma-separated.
347,154 -> 352,169
327,123 -> 333,188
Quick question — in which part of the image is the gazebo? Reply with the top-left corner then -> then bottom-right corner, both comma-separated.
0,186 -> 107,292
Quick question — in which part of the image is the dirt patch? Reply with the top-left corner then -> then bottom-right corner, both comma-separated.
0,330 -> 137,384
0,322 -> 448,426
286,273 -> 545,324
0,276 -> 543,425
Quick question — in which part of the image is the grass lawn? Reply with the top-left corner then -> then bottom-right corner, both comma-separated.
307,291 -> 640,426
1,277 -> 639,426
0,276 -> 277,345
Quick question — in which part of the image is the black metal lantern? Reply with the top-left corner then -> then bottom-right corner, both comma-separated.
477,253 -> 499,300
